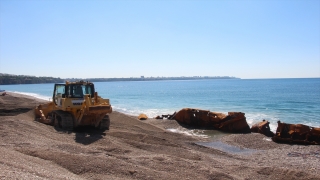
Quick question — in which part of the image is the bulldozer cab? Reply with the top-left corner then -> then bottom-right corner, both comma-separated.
53,82 -> 95,106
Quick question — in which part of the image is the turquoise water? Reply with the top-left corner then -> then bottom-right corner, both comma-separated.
1,78 -> 319,132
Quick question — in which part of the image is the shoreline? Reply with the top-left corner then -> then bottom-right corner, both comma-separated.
12,91 -> 232,140
5,88 -> 319,134
0,92 -> 319,179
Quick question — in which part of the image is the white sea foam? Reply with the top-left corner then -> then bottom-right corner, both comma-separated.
245,112 -> 280,133
167,128 -> 209,138
112,106 -> 176,118
248,112 -> 320,132
9,91 -> 51,101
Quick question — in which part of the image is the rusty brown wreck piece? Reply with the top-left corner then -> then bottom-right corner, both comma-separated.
171,108 -> 251,133
272,121 -> 320,145
250,120 -> 275,137
308,127 -> 320,144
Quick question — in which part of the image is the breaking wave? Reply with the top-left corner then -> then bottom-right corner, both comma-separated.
8,91 -> 51,101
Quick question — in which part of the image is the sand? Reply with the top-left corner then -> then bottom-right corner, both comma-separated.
0,92 -> 319,180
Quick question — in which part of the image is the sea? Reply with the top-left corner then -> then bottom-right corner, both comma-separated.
1,78 -> 319,134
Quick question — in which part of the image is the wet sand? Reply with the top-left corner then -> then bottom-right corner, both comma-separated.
0,92 -> 319,179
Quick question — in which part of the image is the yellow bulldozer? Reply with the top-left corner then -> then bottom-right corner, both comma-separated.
34,81 -> 112,131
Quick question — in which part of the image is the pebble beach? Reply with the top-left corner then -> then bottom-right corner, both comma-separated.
0,92 -> 319,180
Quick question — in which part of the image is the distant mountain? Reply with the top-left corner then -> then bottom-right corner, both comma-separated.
0,74 -> 239,85
0,74 -> 64,85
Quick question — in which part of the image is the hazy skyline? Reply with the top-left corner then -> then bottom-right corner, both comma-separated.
1,0 -> 319,79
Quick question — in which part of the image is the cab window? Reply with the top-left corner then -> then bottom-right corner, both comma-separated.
72,85 -> 84,98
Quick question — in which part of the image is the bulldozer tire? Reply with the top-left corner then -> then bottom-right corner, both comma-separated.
54,117 -> 61,129
61,114 -> 74,131
53,110 -> 74,131
100,115 -> 110,130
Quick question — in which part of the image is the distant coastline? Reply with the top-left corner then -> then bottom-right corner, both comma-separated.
0,73 -> 239,85
67,76 -> 240,83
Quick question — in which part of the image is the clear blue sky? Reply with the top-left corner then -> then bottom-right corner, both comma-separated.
1,0 -> 319,79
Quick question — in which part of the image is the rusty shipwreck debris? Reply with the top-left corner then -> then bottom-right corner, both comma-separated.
250,120 -> 275,137
272,121 -> 320,145
154,114 -> 175,119
169,108 -> 251,133
309,127 -> 320,142
154,115 -> 163,119
154,108 -> 319,145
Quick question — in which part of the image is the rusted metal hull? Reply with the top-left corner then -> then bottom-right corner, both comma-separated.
272,121 -> 320,145
171,108 -> 251,133
250,120 -> 275,137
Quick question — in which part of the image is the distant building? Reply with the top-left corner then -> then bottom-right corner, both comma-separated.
141,76 -> 144,79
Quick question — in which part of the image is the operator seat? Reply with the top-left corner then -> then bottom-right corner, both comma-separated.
74,86 -> 83,98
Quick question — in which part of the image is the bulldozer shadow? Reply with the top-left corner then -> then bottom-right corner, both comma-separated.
53,126 -> 73,134
74,127 -> 107,145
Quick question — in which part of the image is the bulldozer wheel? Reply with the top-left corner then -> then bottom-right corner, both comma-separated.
53,114 -> 61,129
53,110 -> 74,131
99,115 -> 110,130
61,114 -> 74,131
54,117 -> 61,129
